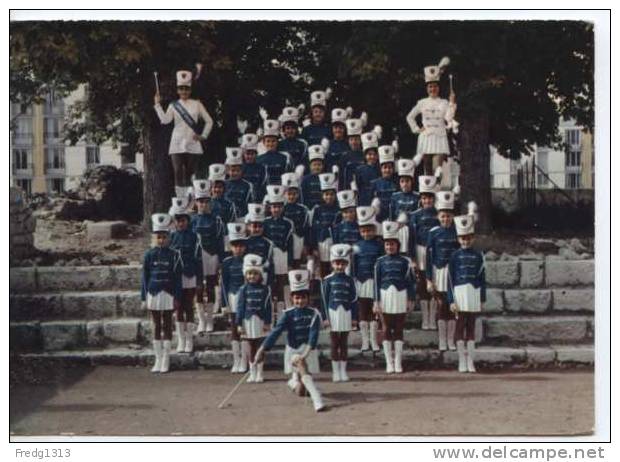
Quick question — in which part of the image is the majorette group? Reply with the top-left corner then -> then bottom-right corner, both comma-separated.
143,57 -> 486,412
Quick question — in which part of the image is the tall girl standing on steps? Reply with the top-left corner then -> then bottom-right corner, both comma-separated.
154,69 -> 214,199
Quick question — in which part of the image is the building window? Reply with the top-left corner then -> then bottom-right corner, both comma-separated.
536,151 -> 549,187
49,178 -> 65,194
565,150 -> 581,167
11,102 -> 33,116
566,173 -> 581,189
565,129 -> 581,148
13,148 -> 31,171
12,117 -> 33,145
45,146 -> 66,170
44,117 -> 63,143
44,91 -> 65,116
15,179 -> 32,195
86,145 -> 101,166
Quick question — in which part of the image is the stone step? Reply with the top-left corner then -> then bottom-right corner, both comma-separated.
9,287 -> 594,322
9,260 -> 595,294
10,315 -> 593,353
13,344 -> 594,370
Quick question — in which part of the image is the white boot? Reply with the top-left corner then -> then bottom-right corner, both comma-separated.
331,360 -> 341,382
160,340 -> 171,373
457,340 -> 467,373
421,300 -> 429,330
247,362 -> 257,383
466,340 -> 477,373
339,361 -> 350,382
231,340 -> 241,373
394,340 -> 404,373
287,372 -> 300,391
151,340 -> 163,373
255,362 -> 264,383
383,340 -> 394,374
195,303 -> 207,333
429,299 -> 437,330
205,303 -> 214,333
370,321 -> 381,352
213,286 -> 222,313
447,320 -> 457,351
175,322 -> 186,353
437,320 -> 448,351
239,341 -> 250,373
301,375 -> 326,412
359,321 -> 370,351
184,323 -> 194,353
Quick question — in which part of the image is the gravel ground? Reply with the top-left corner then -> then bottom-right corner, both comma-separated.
10,366 -> 593,437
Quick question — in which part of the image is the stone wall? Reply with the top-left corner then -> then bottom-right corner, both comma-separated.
9,187 -> 36,262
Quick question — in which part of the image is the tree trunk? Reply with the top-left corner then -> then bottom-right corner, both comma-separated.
142,116 -> 175,227
459,111 -> 493,234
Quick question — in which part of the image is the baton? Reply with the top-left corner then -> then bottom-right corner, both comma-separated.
154,72 -> 160,95
217,370 -> 251,409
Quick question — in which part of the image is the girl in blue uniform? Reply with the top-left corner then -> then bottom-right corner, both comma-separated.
235,254 -> 273,383
255,270 -> 325,412
168,197 -> 203,354
244,203 -> 274,285
310,172 -> 340,278
332,190 -> 360,247
374,221 -> 415,374
278,105 -> 308,168
300,142 -> 327,210
340,117 -> 369,191
191,179 -> 225,333
448,213 -> 485,373
209,163 -> 237,230
390,158 -> 420,220
281,172 -> 310,269
426,191 -> 459,352
351,125 -> 380,206
220,223 -> 248,373
240,133 -> 268,203
352,206 -> 384,352
408,175 -> 440,331
301,88 -> 332,147
325,107 -> 352,172
263,185 -> 295,319
141,213 -> 183,373
225,147 -> 254,217
370,143 -> 399,222
258,117 -> 292,186
321,244 -> 358,382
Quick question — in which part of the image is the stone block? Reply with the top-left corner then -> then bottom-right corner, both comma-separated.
103,319 -> 140,343
545,260 -> 594,287
41,321 -> 87,351
486,261 -> 520,287
10,322 -> 42,351
37,266 -> 115,291
118,291 -> 143,317
525,347 -> 556,365
483,289 -> 504,313
484,316 -> 589,343
112,266 -> 142,290
9,267 -> 37,292
554,345 -> 594,364
520,260 -> 544,288
552,289 -> 594,312
475,347 -> 526,364
504,289 -> 552,314
62,291 -> 118,319
86,321 -> 105,347
86,221 -> 128,240
9,293 -> 64,321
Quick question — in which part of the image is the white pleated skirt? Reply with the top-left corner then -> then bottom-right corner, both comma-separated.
227,291 -> 240,314
453,284 -> 482,313
147,291 -> 175,311
292,234 -> 304,260
398,226 -> 409,254
243,314 -> 265,339
356,279 -> 375,299
416,131 -> 450,155
416,245 -> 427,271
273,247 -> 289,275
284,344 -> 320,374
380,286 -> 408,314
182,275 -> 197,289
329,305 -> 353,332
318,238 -> 333,262
433,266 -> 450,292
201,251 -> 220,276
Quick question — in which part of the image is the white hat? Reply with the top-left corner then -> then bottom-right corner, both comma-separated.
319,173 -> 338,191
288,269 -> 310,292
241,133 -> 259,151
356,206 -> 380,232
266,184 -> 286,204
227,222 -> 247,242
345,118 -> 364,136
281,172 -> 300,190
382,221 -> 400,240
310,88 -> 332,108
225,147 -> 243,166
176,70 -> 192,87
397,158 -> 415,177
193,179 -> 211,199
208,163 -> 226,182
337,190 -> 357,209
245,203 -> 266,223
243,254 -> 264,275
279,105 -> 303,125
331,107 -> 351,125
307,144 -> 325,162
169,196 -> 190,216
362,126 -> 382,151
151,213 -> 172,233
418,175 -> 438,194
424,56 -> 450,83
262,119 -> 280,138
378,145 -> 396,164
436,191 -> 455,211
455,214 -> 475,236
330,243 -> 352,262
